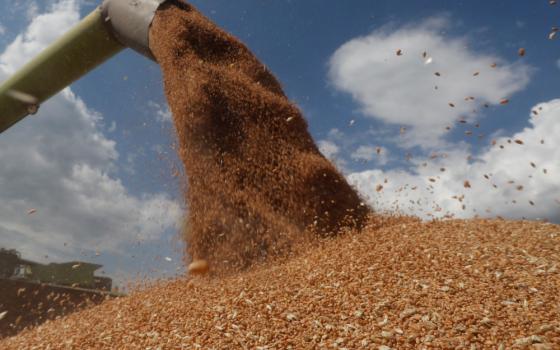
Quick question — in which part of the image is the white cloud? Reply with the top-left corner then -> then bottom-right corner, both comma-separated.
107,120 -> 117,132
317,139 -> 339,160
0,0 -> 78,74
26,1 -> 39,21
7,0 -> 39,17
349,100 -> 560,222
0,1 -> 182,267
351,145 -> 389,165
148,100 -> 173,123
328,16 -> 532,147
332,17 -> 557,222
351,145 -> 377,162
318,138 -> 351,172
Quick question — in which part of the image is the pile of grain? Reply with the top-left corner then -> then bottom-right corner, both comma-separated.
149,0 -> 369,273
2,218 -> 559,349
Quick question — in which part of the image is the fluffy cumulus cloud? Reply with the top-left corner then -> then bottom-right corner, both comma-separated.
318,137 -> 351,171
328,16 -> 532,147
0,0 -> 78,73
349,100 -> 560,222
317,139 -> 340,160
329,16 -> 559,222
351,145 -> 389,165
148,100 -> 173,123
0,1 -> 182,266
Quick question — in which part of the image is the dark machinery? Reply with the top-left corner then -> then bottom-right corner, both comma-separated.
0,247 -> 112,291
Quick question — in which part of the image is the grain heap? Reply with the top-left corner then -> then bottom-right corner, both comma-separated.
2,218 -> 559,349
149,0 -> 369,273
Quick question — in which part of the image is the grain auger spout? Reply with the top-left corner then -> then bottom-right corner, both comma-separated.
0,0 -> 168,134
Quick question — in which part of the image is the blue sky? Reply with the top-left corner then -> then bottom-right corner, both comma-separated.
0,0 -> 559,288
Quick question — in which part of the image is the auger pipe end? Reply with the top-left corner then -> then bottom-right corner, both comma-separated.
101,0 -> 169,60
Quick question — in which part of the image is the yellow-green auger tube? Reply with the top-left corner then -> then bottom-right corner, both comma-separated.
0,0 -> 168,134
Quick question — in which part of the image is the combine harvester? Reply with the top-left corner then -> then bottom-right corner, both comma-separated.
0,248 -> 115,338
